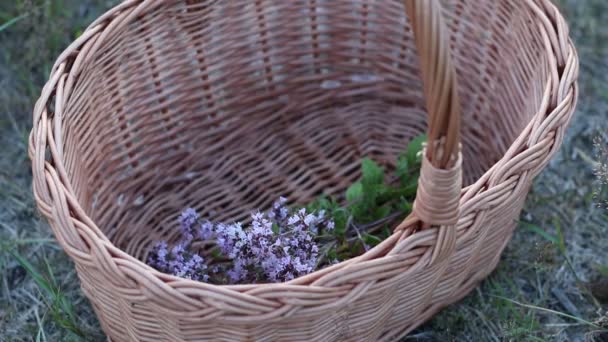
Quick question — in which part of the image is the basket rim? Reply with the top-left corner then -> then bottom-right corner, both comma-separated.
29,0 -> 578,317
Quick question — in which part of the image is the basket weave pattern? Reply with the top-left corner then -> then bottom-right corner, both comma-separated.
30,0 -> 578,340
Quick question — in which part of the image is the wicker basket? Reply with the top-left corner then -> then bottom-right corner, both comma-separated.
30,0 -> 578,340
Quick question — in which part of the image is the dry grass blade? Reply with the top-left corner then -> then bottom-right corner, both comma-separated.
489,295 -> 606,331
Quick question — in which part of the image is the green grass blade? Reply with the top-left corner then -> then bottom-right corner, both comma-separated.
9,250 -> 85,337
0,13 -> 28,32
43,257 -> 58,289
9,250 -> 53,294
519,221 -> 559,244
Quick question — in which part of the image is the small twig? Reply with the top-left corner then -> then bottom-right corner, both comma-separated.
346,210 -> 404,242
355,211 -> 404,231
351,224 -> 365,246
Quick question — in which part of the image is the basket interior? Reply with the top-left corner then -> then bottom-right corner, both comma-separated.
59,0 -> 548,259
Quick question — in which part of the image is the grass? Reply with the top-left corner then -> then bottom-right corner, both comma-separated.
9,250 -> 85,339
0,13 -> 28,32
0,0 -> 606,341
0,1 -> 116,340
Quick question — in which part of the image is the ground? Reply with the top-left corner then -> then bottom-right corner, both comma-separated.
0,1 -> 606,341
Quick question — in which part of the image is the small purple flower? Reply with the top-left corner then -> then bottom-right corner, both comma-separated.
280,207 -> 288,218
180,208 -> 199,230
304,213 -> 317,226
148,240 -> 208,282
287,215 -> 300,225
180,208 -> 200,242
199,220 -> 214,240
227,259 -> 248,283
148,241 -> 169,270
156,241 -> 168,259
251,211 -> 265,222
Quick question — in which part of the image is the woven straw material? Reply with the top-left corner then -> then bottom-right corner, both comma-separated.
30,0 -> 578,341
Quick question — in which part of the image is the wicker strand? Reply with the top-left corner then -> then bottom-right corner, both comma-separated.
403,0 -> 462,264
413,146 -> 462,226
414,147 -> 462,264
404,0 -> 461,169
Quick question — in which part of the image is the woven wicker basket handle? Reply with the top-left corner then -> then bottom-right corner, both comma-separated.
401,0 -> 463,264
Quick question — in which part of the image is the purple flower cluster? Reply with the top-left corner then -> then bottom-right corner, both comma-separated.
147,208 -> 210,281
148,240 -> 209,282
147,197 -> 334,284
219,198 -> 334,282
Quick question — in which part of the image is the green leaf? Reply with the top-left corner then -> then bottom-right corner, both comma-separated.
381,226 -> 392,239
400,198 -> 413,213
318,198 -> 331,209
332,209 -> 348,237
346,182 -> 364,203
372,206 -> 391,221
327,247 -> 338,262
361,182 -> 380,206
211,249 -> 223,259
395,154 -> 409,182
401,172 -> 420,188
361,158 -> 384,185
377,183 -> 416,204
319,197 -> 332,209
406,134 -> 427,166
362,233 -> 383,247
271,223 -> 280,234
350,204 -> 367,223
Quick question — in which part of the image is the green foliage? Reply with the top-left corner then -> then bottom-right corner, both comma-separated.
9,250 -> 84,338
345,182 -> 363,204
406,134 -> 426,165
361,158 -> 384,185
306,195 -> 349,249
310,134 -> 427,263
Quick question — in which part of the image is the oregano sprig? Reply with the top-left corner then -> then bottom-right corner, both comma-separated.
310,134 -> 427,263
